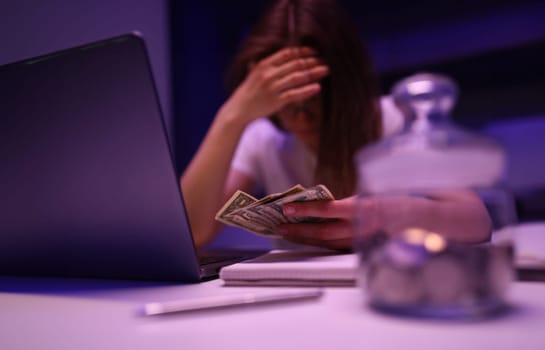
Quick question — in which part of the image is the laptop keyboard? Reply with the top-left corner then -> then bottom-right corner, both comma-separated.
198,249 -> 267,266
198,254 -> 245,265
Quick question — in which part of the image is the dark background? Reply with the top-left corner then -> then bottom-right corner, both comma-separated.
1,0 -> 544,226
170,1 -> 545,222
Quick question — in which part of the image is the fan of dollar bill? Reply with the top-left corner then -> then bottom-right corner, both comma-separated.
215,184 -> 335,237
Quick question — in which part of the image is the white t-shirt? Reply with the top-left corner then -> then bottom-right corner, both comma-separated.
231,96 -> 403,195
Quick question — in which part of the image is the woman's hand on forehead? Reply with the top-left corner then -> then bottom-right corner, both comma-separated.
225,46 -> 329,126
266,46 -> 318,66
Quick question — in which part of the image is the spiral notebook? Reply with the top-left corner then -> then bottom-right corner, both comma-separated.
494,222 -> 545,281
219,249 -> 359,287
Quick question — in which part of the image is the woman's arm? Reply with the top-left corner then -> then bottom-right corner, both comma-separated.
181,107 -> 253,247
277,190 -> 492,250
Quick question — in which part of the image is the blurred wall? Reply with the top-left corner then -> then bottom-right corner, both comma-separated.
171,1 -> 545,232
0,0 -> 173,142
2,1 -> 543,250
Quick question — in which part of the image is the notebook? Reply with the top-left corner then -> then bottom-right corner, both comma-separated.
0,33 -> 265,282
493,222 -> 545,281
220,249 -> 358,286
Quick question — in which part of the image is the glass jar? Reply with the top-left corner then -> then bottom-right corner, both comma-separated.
354,72 -> 515,319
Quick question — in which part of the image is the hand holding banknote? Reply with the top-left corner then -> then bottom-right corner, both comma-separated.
215,184 -> 335,237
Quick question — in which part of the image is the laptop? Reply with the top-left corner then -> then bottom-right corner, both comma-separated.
0,32 -> 266,282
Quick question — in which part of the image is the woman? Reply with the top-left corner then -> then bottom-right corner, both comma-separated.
181,0 -> 492,249
182,0 -> 381,247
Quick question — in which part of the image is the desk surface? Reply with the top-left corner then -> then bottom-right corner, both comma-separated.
1,276 -> 545,350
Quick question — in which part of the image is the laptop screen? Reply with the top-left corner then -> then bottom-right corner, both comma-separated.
0,33 -> 201,281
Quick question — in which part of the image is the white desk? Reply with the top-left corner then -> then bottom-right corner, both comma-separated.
1,276 -> 545,350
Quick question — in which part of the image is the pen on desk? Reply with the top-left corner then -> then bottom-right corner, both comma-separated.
142,289 -> 324,316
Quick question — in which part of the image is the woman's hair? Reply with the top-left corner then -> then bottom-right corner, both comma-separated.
227,0 -> 382,198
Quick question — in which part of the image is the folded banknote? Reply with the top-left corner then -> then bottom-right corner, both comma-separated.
215,184 -> 334,237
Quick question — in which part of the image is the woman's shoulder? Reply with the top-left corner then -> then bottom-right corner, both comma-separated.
380,95 -> 404,137
243,118 -> 285,140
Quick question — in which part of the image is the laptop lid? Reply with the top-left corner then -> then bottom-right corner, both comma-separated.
0,33 -> 204,281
